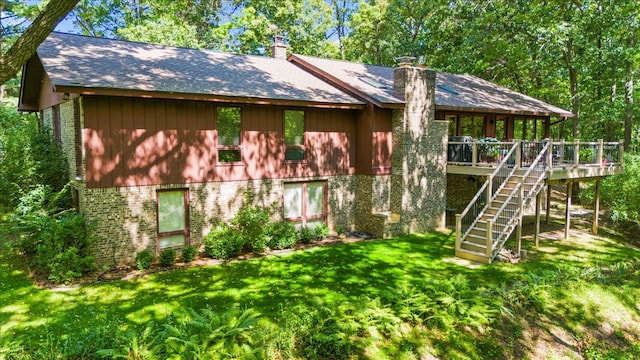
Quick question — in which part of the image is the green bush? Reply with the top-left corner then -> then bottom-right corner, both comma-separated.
231,205 -> 270,254
158,248 -> 177,267
298,226 -> 315,244
135,249 -> 155,271
582,153 -> 640,221
98,306 -> 261,359
313,222 -> 329,239
181,244 -> 198,262
10,187 -> 95,284
204,225 -> 244,259
265,221 -> 298,250
0,103 -> 69,209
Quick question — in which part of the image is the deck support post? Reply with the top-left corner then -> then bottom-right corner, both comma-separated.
565,181 -> 573,240
592,179 -> 600,235
545,184 -> 551,224
535,191 -> 541,247
455,214 -> 462,251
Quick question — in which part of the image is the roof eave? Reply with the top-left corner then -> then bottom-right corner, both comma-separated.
53,85 -> 367,110
436,105 -> 574,118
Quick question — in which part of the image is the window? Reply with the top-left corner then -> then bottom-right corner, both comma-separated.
495,119 -> 506,140
460,116 -> 484,138
73,99 -> 83,176
157,189 -> 189,249
284,182 -> 326,227
52,105 -> 61,145
217,107 -> 241,163
446,114 -> 458,136
284,110 -> 305,161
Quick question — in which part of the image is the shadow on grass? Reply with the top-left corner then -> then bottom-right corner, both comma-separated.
2,225 -> 640,357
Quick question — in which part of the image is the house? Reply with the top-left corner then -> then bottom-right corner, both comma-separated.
19,33 -> 623,266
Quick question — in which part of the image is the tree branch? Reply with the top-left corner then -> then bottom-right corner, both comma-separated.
0,0 -> 80,85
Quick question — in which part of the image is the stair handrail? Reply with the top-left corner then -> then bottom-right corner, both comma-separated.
486,182 -> 523,255
455,141 -> 520,251
488,141 -> 551,259
519,141 -> 551,200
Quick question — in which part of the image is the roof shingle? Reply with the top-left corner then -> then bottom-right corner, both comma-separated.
290,54 -> 573,117
37,33 -> 364,106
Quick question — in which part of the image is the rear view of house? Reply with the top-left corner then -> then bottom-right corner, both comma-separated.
19,33 -> 448,266
22,33 -> 613,266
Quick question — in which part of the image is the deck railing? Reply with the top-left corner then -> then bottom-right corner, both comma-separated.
455,142 -> 519,252
448,139 -> 623,169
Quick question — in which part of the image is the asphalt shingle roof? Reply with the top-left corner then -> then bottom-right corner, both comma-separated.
37,33 -> 364,106
291,54 -> 573,117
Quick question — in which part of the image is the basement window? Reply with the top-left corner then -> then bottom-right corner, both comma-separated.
284,181 -> 326,227
157,189 -> 189,250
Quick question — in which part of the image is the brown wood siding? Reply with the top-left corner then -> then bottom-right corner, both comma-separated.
83,96 -> 357,188
372,108 -> 392,174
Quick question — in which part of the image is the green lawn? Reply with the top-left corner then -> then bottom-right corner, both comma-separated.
2,224 -> 640,359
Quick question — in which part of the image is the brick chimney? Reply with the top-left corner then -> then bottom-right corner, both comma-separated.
271,35 -> 287,59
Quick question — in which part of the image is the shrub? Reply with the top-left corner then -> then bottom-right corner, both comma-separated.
158,248 -> 177,267
313,222 -> 329,239
581,153 -> 640,222
135,249 -> 155,271
204,225 -> 244,259
181,244 -> 198,263
231,205 -> 270,253
10,188 -> 95,283
265,221 -> 298,250
298,226 -> 315,244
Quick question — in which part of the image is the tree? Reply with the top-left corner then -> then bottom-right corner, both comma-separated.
0,0 -> 80,85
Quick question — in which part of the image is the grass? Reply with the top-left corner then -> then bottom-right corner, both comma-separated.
1,219 -> 640,358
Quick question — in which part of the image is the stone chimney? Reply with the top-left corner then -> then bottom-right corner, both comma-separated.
388,58 -> 447,233
271,35 -> 287,59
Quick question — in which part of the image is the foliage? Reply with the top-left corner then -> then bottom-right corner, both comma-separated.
478,137 -> 500,157
181,244 -> 198,263
0,104 -> 69,209
97,306 -> 261,359
582,153 -> 640,221
264,220 -> 298,250
297,226 -> 315,244
10,186 -> 94,284
231,204 -> 270,254
158,248 -> 177,267
135,249 -> 155,271
2,229 -> 640,358
313,222 -> 329,239
204,224 -> 244,260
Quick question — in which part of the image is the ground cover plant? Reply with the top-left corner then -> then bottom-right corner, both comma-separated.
2,214 -> 640,359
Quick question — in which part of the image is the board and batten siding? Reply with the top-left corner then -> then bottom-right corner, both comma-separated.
82,96 -> 360,188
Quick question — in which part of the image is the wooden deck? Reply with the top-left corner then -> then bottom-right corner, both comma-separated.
447,139 -> 624,182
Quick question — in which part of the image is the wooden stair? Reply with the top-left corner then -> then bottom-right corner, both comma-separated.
455,142 -> 550,263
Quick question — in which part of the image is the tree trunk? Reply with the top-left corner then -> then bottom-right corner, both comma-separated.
0,0 -> 80,85
624,35 -> 635,149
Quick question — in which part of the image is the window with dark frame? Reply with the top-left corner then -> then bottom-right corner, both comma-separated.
217,107 -> 242,163
156,189 -> 189,250
52,105 -> 61,144
284,181 -> 326,227
284,110 -> 305,161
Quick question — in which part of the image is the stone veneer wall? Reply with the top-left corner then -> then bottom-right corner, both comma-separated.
389,66 -> 448,234
81,176 -> 356,267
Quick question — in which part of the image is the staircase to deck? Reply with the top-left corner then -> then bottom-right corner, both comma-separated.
455,141 -> 550,263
